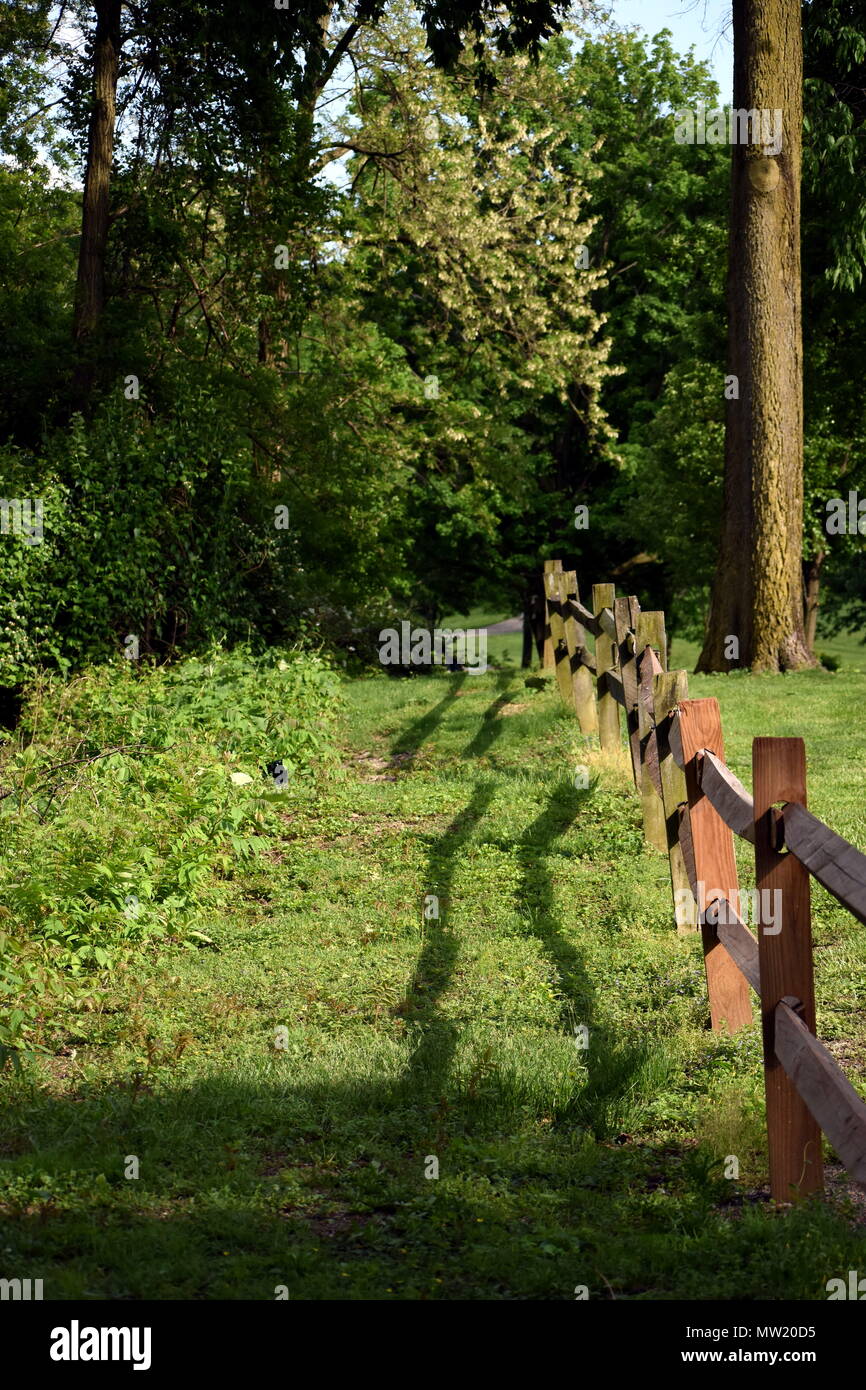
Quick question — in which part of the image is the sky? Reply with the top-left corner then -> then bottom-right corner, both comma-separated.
612,0 -> 733,100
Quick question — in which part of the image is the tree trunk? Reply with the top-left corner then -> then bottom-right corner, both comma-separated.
697,0 -> 815,672
255,2 -> 334,371
803,550 -> 824,653
72,0 -> 122,396
528,580 -> 546,662
258,273 -> 288,366
522,587 -> 534,668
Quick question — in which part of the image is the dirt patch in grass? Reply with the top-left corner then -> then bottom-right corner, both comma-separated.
824,1163 -> 866,1222
305,1211 -> 363,1239
824,1040 -> 866,1075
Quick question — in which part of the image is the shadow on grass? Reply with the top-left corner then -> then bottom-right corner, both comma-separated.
399,780 -> 498,1112
459,677 -> 521,760
388,671 -> 467,762
0,678 -> 809,1301
515,778 -> 664,1140
395,679 -> 514,1106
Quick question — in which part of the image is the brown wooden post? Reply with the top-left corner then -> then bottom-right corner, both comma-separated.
592,583 -> 620,753
547,570 -> 574,709
542,560 -> 561,670
653,670 -> 697,934
677,698 -> 753,1034
753,737 -> 823,1201
635,612 -> 667,852
562,572 -> 598,735
614,595 -> 641,787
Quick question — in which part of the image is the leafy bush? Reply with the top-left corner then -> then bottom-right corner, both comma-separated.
0,646 -> 342,1060
0,393 -> 289,683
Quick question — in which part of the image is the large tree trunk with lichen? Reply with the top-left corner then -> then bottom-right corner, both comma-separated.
72,0 -> 122,402
698,0 -> 815,672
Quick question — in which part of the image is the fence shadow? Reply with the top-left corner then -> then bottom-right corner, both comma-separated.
388,671 -> 468,762
395,679 -> 517,1102
515,779 -> 660,1138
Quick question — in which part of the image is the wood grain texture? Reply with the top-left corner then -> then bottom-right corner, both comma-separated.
614,595 -> 641,787
635,613 -> 667,721
567,596 -> 601,639
669,712 -> 685,771
547,571 -> 575,710
781,801 -> 866,926
635,635 -> 665,852
753,737 -> 823,1200
775,1000 -> 866,1187
678,699 -> 753,1035
706,899 -> 761,994
567,597 -> 616,641
654,670 -> 696,933
677,802 -> 698,898
606,670 -> 627,708
596,607 -> 617,641
542,559 -> 561,670
699,751 -> 756,843
563,572 -> 598,735
592,583 -> 621,755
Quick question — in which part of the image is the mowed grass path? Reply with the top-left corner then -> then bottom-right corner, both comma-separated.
2,660 -> 866,1299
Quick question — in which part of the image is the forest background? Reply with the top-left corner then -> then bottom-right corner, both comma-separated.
1,0 -> 865,691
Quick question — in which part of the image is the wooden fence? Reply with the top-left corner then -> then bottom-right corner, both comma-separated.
542,559 -> 866,1202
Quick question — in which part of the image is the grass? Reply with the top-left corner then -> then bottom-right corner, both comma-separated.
1,647 -> 866,1300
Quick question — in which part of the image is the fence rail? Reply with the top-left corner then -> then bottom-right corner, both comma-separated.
540,560 -> 866,1201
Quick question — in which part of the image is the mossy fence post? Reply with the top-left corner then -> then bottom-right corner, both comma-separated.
542,559 -> 561,671
591,582 -> 620,754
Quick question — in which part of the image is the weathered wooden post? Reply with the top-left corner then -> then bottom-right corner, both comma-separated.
635,611 -> 667,852
547,569 -> 575,709
562,571 -> 598,736
653,669 -> 697,933
592,583 -> 620,754
753,737 -> 823,1201
676,698 -> 753,1034
542,560 -> 561,670
614,596 -> 641,788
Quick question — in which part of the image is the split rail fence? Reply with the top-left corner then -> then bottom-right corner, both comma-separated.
542,558 -> 866,1202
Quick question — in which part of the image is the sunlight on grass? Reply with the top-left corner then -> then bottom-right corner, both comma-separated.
1,658 -> 865,1298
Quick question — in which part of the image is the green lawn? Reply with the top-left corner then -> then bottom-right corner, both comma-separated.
2,651 -> 866,1299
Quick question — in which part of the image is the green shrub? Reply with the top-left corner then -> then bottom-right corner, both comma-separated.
0,646 -> 342,1060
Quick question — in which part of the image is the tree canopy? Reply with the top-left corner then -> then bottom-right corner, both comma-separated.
0,0 -> 863,684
